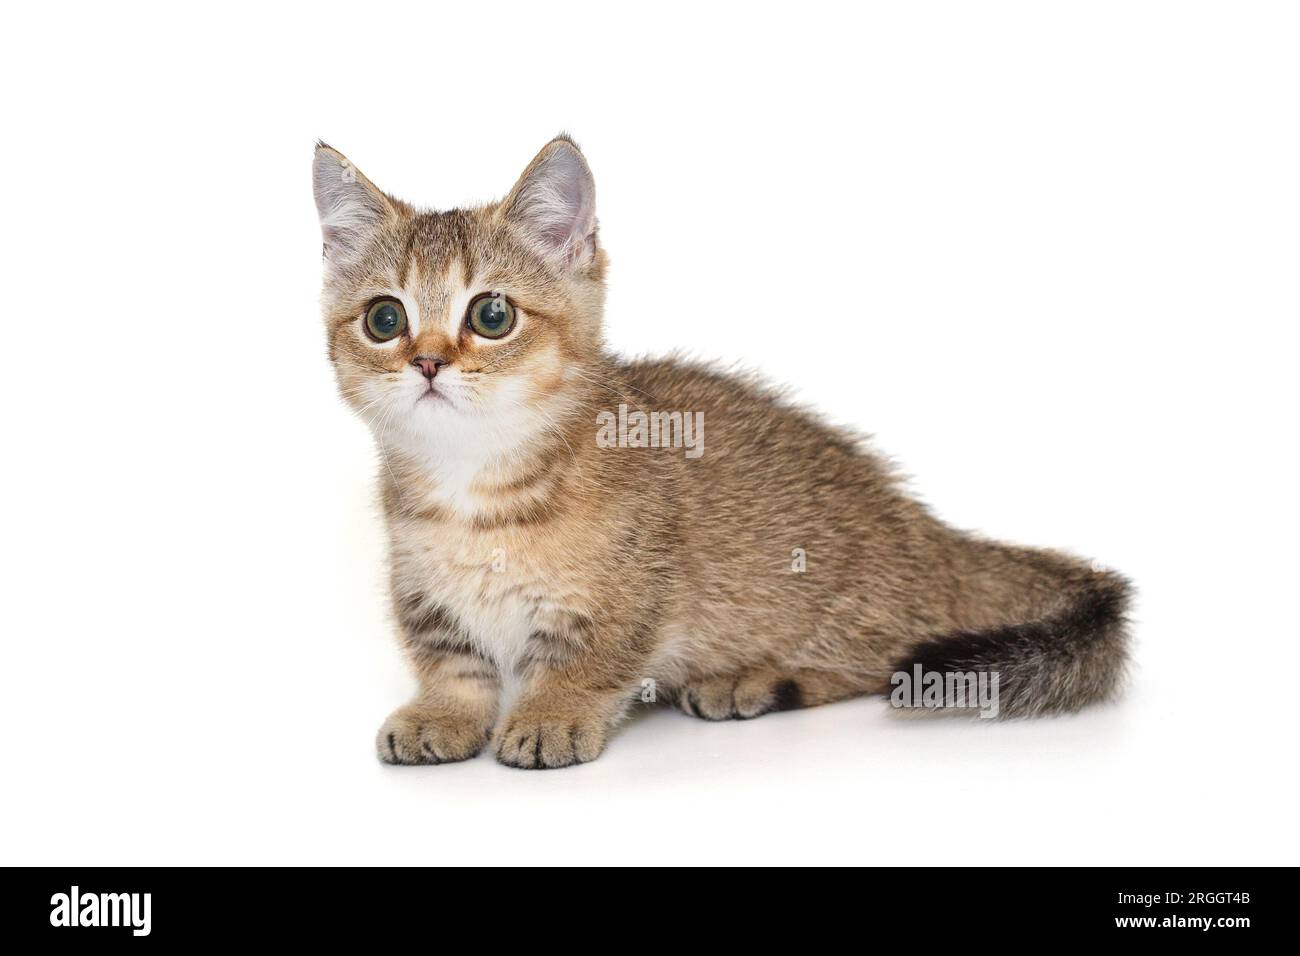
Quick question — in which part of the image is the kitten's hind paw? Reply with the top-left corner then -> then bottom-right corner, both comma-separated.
677,671 -> 804,720
376,704 -> 489,765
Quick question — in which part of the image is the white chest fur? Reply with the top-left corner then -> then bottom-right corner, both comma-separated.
388,516 -> 540,677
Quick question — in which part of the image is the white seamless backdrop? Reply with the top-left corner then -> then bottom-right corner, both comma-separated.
1,1 -> 1296,865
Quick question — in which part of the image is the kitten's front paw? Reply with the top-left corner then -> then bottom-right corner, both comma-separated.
494,707 -> 607,770
376,704 -> 489,765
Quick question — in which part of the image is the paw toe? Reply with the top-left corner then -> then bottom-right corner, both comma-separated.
677,678 -> 738,719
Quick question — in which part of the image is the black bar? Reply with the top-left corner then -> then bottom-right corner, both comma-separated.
3,867 -> 1287,942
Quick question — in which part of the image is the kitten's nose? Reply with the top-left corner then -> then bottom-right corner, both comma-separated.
412,355 -> 448,380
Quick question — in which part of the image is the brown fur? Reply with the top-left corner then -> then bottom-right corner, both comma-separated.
313,136 -> 1131,769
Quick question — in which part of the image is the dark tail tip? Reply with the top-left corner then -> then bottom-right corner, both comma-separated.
894,572 -> 1132,718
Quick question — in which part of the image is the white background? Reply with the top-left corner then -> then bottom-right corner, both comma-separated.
2,2 -> 1297,866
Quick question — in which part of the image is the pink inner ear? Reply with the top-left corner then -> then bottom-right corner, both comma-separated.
313,150 -> 389,261
508,146 -> 596,261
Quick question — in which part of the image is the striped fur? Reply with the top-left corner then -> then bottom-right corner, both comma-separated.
314,136 -> 1133,768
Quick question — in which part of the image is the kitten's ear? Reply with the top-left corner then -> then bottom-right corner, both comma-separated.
500,135 -> 597,268
312,143 -> 397,268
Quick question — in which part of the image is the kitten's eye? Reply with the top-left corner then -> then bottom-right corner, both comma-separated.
364,298 -> 407,342
467,293 -> 516,339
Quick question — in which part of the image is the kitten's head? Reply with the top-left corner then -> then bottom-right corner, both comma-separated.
312,136 -> 606,457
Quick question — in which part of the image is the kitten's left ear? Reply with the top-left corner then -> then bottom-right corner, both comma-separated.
312,143 -> 398,268
500,135 -> 597,269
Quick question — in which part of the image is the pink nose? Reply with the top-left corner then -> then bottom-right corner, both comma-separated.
412,356 -> 448,380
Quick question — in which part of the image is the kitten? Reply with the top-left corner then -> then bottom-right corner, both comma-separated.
313,136 -> 1131,769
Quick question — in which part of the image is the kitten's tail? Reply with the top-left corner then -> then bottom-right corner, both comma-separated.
890,539 -> 1132,718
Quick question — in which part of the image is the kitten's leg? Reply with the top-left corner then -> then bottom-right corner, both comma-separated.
677,667 -> 867,721
493,615 -> 643,770
377,642 -> 500,765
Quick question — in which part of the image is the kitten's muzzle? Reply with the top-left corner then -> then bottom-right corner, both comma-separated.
412,355 -> 449,380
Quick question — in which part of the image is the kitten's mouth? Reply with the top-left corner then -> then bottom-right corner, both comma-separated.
416,385 -> 448,406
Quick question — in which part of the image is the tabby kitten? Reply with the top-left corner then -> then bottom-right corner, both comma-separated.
313,136 -> 1130,769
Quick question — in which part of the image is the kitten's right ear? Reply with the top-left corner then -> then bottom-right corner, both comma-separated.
312,143 -> 397,268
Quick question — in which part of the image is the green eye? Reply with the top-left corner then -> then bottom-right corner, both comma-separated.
364,298 -> 407,342
467,293 -> 516,339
